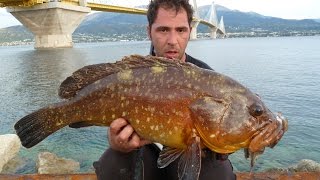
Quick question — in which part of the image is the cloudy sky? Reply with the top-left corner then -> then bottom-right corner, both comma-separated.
130,0 -> 320,20
1,0 -> 320,28
201,0 -> 320,20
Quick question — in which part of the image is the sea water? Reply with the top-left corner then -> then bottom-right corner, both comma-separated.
0,36 -> 319,173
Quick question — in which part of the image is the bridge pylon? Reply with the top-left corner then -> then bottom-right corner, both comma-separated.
207,2 -> 218,39
190,0 -> 199,40
7,2 -> 90,49
218,16 -> 227,38
190,20 -> 200,40
207,2 -> 218,27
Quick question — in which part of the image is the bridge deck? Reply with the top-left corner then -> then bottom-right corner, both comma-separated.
87,2 -> 146,15
0,0 -> 226,36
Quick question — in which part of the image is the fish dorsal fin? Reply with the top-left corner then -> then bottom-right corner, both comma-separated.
157,146 -> 184,168
59,55 -> 196,99
59,55 -> 143,99
178,136 -> 201,180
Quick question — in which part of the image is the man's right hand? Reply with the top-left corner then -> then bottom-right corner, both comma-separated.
108,118 -> 151,153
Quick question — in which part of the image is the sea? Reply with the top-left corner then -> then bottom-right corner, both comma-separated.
0,36 -> 319,174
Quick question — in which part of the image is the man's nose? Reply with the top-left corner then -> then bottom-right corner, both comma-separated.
167,31 -> 178,45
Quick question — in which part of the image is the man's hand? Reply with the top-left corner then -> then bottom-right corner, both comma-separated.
108,118 -> 151,153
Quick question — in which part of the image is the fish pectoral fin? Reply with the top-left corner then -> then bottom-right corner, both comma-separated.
178,136 -> 201,180
157,146 -> 184,168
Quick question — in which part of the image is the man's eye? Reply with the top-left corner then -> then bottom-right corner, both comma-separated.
157,28 -> 168,33
177,28 -> 187,33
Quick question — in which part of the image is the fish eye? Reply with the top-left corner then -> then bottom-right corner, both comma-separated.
249,104 -> 264,117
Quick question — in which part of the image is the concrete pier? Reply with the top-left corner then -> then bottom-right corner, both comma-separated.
210,27 -> 218,39
190,20 -> 200,40
7,2 -> 90,49
190,0 -> 199,40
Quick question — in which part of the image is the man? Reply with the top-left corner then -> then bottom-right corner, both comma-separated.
94,0 -> 236,179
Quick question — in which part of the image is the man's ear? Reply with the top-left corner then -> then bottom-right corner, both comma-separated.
189,26 -> 192,40
147,25 -> 151,39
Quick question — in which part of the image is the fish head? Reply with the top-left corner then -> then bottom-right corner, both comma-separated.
241,93 -> 288,153
240,93 -> 288,168
191,88 -> 288,157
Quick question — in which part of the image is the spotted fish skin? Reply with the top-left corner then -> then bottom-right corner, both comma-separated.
15,56 -> 203,149
15,55 -> 287,169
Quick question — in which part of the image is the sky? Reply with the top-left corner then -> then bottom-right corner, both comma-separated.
123,0 -> 320,20
204,0 -> 320,20
1,0 -> 320,28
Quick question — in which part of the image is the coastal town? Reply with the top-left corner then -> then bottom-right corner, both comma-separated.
1,30 -> 320,46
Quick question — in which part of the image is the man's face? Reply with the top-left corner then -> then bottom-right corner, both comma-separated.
148,7 -> 191,62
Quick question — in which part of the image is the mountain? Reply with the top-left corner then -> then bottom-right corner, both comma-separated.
71,5 -> 320,39
1,5 -> 320,44
199,5 -> 320,33
76,12 -> 147,35
0,25 -> 32,43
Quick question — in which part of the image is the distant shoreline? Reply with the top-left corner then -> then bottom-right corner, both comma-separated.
1,33 -> 319,47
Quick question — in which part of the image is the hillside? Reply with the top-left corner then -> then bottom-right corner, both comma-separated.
1,5 -> 320,44
74,5 -> 320,39
0,25 -> 33,45
199,5 -> 320,37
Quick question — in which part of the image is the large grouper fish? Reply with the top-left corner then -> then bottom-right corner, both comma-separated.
15,55 -> 288,179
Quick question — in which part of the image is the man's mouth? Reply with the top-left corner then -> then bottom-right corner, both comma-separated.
165,51 -> 178,59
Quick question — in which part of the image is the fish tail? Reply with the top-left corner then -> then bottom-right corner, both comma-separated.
14,106 -> 68,148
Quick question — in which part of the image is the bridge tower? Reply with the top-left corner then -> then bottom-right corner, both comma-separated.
206,1 -> 218,39
7,1 -> 90,49
218,16 -> 227,38
190,0 -> 200,40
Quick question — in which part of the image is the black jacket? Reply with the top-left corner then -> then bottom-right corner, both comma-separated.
185,54 -> 213,70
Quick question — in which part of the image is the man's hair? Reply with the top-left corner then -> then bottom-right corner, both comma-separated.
147,0 -> 194,27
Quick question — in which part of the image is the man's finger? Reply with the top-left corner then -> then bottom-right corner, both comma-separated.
109,118 -> 128,135
128,133 -> 141,149
118,124 -> 135,142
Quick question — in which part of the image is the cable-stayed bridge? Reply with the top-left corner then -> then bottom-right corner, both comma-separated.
0,0 -> 227,49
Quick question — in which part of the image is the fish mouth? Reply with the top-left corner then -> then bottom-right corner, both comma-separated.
276,112 -> 288,132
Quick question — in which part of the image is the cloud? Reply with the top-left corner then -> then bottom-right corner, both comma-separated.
0,10 -> 21,28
